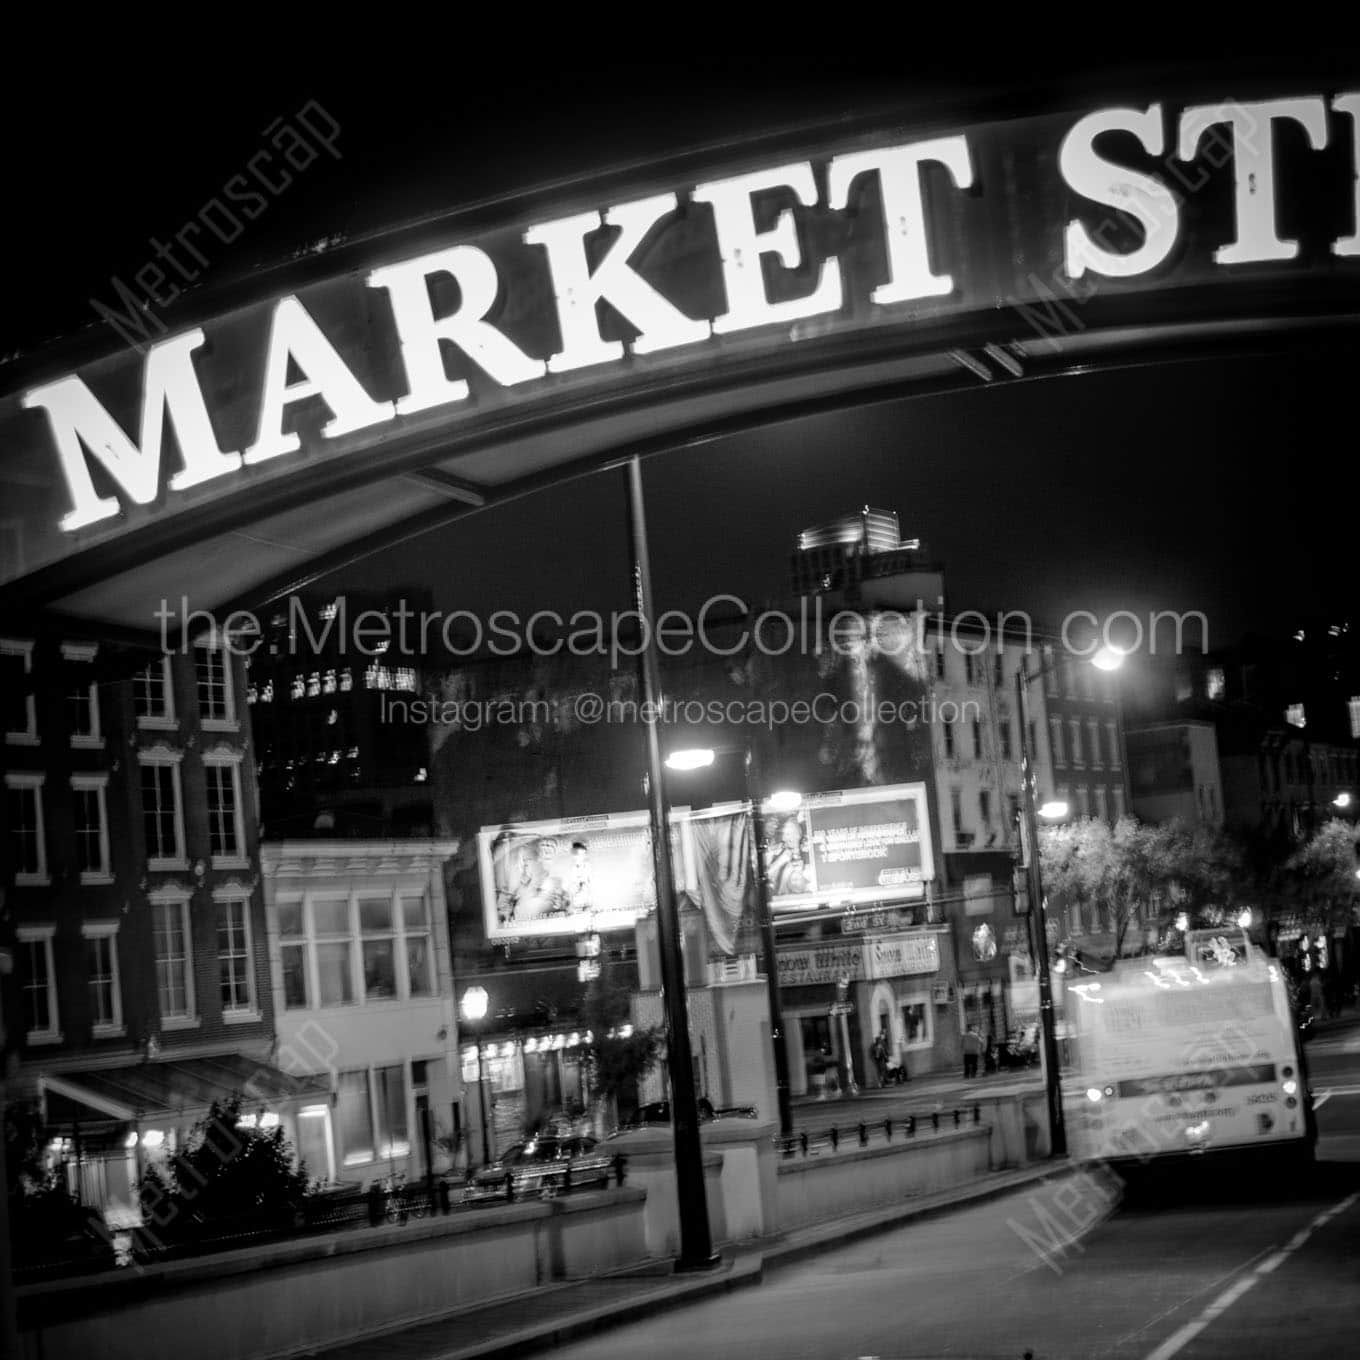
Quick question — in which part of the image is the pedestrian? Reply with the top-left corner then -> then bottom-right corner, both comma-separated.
962,1024 -> 983,1079
1309,970 -> 1327,1021
870,1028 -> 892,1082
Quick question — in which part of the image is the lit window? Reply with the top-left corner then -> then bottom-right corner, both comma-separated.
1087,719 -> 1102,769
1049,718 -> 1065,766
6,774 -> 48,882
1206,668 -> 1225,700
339,668 -> 353,692
307,672 -> 321,698
1286,704 -> 1306,729
260,680 -> 274,703
1349,697 -> 1360,740
1069,719 -> 1084,767
1105,721 -> 1121,770
291,676 -> 306,700
394,668 -> 417,693
323,669 -> 337,694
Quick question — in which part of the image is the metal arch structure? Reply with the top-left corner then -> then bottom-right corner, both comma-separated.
2,69 -> 1358,638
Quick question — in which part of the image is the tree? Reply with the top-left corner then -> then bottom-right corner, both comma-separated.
580,962 -> 663,1122
1039,815 -> 1248,965
139,1095 -> 309,1240
1285,819 -> 1360,903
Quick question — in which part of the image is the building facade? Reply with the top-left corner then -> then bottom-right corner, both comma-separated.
1126,721 -> 1226,826
260,839 -> 462,1185
1,634 -> 309,1219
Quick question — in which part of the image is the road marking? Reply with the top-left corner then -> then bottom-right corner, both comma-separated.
1143,1192 -> 1359,1360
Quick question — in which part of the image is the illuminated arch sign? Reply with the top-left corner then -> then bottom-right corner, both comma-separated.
3,84 -> 1359,615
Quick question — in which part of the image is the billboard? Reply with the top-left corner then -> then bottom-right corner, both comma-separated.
478,810 -> 690,941
763,783 -> 934,912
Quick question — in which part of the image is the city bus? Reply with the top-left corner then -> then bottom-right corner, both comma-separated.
1064,930 -> 1316,1170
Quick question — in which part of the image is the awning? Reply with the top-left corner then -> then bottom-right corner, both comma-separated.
39,1054 -> 330,1126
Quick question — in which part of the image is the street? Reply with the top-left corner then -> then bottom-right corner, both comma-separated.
538,1022 -> 1360,1360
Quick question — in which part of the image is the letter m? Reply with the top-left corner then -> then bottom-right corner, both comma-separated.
22,328 -> 241,532
1007,1197 -> 1085,1275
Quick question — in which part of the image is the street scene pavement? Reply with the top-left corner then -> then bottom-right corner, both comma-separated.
521,1016 -> 1360,1360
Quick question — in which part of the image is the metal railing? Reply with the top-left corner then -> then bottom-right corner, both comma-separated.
775,1104 -> 984,1158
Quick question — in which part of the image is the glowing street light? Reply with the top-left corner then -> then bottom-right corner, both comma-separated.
665,748 -> 715,772
1333,792 -> 1352,809
1038,800 -> 1070,821
767,789 -> 803,814
460,985 -> 491,1167
1091,645 -> 1128,672
1237,908 -> 1254,929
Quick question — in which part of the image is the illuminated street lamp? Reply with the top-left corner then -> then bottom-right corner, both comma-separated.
1333,792 -> 1352,809
1038,800 -> 1070,821
1015,644 -> 1126,1160
460,985 -> 491,1168
665,746 -> 797,1138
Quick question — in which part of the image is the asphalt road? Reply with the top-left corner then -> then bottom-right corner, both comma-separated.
539,1023 -> 1360,1360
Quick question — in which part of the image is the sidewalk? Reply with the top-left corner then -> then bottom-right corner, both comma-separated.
310,1160 -> 1077,1360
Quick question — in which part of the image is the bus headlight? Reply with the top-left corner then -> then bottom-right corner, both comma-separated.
1086,1087 -> 1103,1103
1282,1079 -> 1298,1096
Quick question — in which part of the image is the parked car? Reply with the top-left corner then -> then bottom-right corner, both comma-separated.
465,1133 -> 613,1198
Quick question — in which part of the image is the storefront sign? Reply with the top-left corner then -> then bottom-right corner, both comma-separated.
8,85 -> 1356,599
864,932 -> 940,979
779,930 -> 940,986
478,809 -> 689,941
764,783 -> 934,911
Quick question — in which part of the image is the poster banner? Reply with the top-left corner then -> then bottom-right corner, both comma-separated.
763,783 -> 934,912
478,810 -> 690,941
685,803 -> 754,957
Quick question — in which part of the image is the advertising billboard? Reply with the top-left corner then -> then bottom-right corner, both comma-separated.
763,783 -> 934,912
478,810 -> 690,941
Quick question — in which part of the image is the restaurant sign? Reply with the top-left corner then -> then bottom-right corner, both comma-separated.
778,930 -> 941,987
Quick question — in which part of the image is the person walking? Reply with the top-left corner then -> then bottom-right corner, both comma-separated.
871,1029 -> 890,1087
962,1024 -> 983,1079
1309,970 -> 1328,1022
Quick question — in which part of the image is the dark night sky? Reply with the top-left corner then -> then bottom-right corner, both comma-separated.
3,31 -> 1356,649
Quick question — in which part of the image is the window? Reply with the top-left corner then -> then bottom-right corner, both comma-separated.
1112,787 -> 1126,820
1069,719 -> 1084,767
152,895 -> 195,1023
901,1000 -> 932,1050
83,924 -> 122,1034
63,645 -> 102,747
950,788 -> 964,836
402,895 -> 434,997
313,898 -> 355,1006
1094,786 -> 1108,823
279,900 -> 308,1009
1061,657 -> 1075,698
1043,646 -> 1058,697
337,1066 -> 410,1167
1049,718 -> 1065,766
18,927 -> 59,1041
139,754 -> 185,867
1006,792 -> 1021,830
196,646 -> 235,727
1000,721 -> 1012,762
216,895 -> 256,1016
1349,696 -> 1360,740
1087,718 -> 1102,769
203,755 -> 245,864
6,774 -> 48,883
338,1070 -> 376,1166
2,639 -> 37,744
1105,721 -> 1121,770
971,719 -> 983,759
1206,667 -> 1226,701
135,656 -> 175,726
993,651 -> 1004,688
978,789 -> 992,828
1285,703 -> 1306,729
71,774 -> 111,882
963,652 -> 975,684
359,896 -> 397,1000
943,721 -> 955,759
1075,786 -> 1090,818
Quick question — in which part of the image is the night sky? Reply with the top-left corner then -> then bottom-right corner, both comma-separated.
3,35 -> 1356,651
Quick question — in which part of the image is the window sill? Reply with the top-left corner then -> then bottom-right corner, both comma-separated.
80,872 -> 115,886
137,716 -> 177,731
211,856 -> 251,872
223,1010 -> 263,1025
161,1016 -> 200,1031
92,1024 -> 126,1039
200,718 -> 239,733
71,735 -> 105,750
26,1031 -> 63,1046
148,859 -> 189,874
5,733 -> 40,746
14,873 -> 50,887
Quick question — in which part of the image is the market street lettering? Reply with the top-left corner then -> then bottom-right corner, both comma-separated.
21,90 -> 1360,534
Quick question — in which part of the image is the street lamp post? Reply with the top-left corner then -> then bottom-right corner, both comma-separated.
1012,642 -> 1126,1161
460,986 -> 491,1168
1014,665 -> 1067,1159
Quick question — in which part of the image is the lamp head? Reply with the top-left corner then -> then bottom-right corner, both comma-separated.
665,749 -> 715,772
1091,645 -> 1127,672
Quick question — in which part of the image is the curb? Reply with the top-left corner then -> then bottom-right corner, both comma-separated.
430,1160 -> 1080,1360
